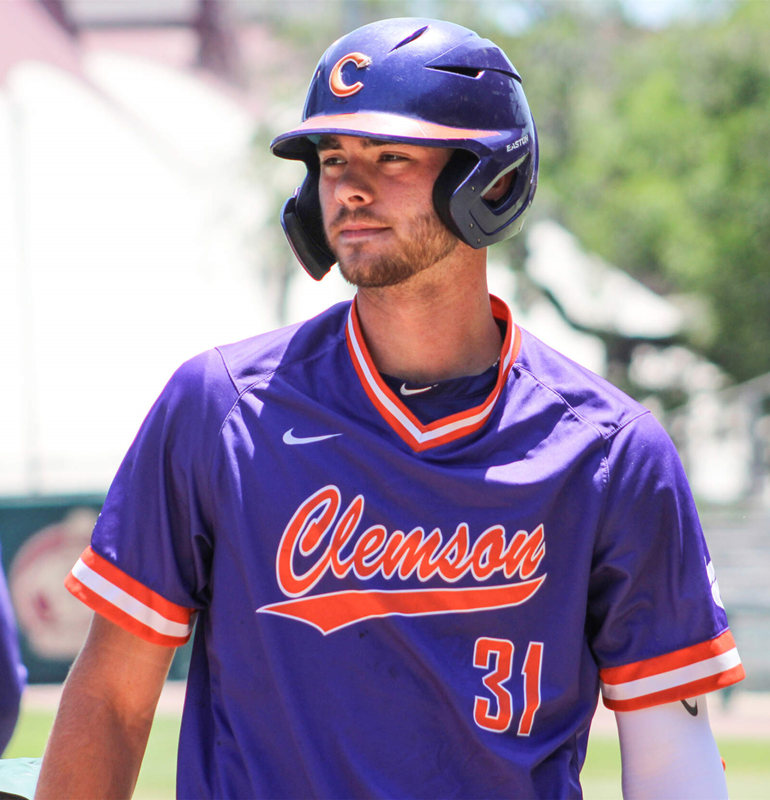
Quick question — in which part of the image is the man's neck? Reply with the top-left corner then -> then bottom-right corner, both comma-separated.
353,253 -> 502,384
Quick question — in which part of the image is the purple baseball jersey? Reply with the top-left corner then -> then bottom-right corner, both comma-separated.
67,296 -> 743,798
1,546 -> 25,754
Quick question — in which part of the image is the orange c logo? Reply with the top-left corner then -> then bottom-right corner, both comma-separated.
329,52 -> 372,98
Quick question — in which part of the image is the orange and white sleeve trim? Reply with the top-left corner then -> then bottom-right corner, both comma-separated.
65,546 -> 195,647
600,630 -> 744,712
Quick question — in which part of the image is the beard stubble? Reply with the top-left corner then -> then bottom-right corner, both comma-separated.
330,209 -> 459,289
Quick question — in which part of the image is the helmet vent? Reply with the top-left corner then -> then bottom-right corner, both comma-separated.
390,25 -> 429,52
428,65 -> 484,79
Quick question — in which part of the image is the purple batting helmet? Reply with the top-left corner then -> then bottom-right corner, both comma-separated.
271,17 -> 539,280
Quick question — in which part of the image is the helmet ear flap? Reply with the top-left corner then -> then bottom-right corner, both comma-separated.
434,146 -> 537,249
280,169 -> 336,281
432,150 -> 478,241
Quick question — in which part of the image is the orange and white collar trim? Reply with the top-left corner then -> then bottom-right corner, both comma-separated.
345,295 -> 520,452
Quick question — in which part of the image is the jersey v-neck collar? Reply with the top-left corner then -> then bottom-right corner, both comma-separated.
345,295 -> 521,452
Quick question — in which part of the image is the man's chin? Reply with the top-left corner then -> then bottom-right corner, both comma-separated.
337,255 -> 421,289
339,268 -> 410,289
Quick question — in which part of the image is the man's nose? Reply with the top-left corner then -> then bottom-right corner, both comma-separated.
334,164 -> 375,207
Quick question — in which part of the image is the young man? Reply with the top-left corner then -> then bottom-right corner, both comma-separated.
37,18 -> 743,799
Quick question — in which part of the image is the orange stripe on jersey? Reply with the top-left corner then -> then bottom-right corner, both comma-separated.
599,631 -> 744,711
66,546 -> 194,646
259,577 -> 546,635
66,572 -> 192,647
346,295 -> 520,451
79,546 -> 191,624
604,665 -> 746,712
600,630 -> 738,685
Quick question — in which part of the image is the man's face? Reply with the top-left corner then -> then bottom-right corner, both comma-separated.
317,135 -> 458,288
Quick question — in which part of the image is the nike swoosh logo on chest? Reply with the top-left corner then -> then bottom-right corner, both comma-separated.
283,428 -> 343,445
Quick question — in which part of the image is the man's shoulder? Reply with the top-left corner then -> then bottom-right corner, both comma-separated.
212,301 -> 351,393
514,326 -> 648,438
161,302 -> 350,411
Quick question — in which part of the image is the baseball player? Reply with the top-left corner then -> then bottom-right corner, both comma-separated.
37,18 -> 743,798
0,546 -> 25,755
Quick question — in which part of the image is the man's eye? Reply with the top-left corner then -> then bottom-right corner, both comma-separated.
320,155 -> 344,167
380,153 -> 408,162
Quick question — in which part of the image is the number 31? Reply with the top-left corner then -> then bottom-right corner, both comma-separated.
473,637 -> 544,736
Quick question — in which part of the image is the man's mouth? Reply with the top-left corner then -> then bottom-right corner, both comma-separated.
337,224 -> 389,241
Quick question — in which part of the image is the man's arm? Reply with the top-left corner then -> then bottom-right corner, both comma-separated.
616,696 -> 728,799
35,613 -> 176,799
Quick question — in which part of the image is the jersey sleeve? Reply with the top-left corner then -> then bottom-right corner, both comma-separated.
65,348 -> 238,647
587,412 -> 744,711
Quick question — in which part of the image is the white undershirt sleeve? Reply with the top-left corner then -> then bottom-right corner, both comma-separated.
615,696 -> 728,799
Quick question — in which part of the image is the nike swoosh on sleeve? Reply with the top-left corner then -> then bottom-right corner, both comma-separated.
680,699 -> 698,716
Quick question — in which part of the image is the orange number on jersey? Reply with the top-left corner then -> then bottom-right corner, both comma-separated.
473,637 -> 514,732
517,641 -> 544,736
473,637 -> 544,736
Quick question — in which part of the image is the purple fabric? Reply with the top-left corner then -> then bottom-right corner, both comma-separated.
0,546 -> 26,754
84,300 -> 733,798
